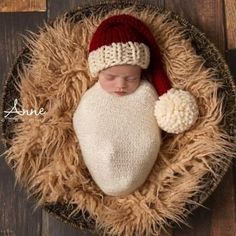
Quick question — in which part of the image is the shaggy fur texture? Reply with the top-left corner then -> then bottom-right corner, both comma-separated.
3,6 -> 235,236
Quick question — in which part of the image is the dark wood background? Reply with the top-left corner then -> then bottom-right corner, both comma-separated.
0,0 -> 235,235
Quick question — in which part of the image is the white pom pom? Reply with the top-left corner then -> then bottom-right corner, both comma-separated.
154,89 -> 199,134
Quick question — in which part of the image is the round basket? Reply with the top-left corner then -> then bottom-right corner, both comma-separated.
1,1 -> 235,235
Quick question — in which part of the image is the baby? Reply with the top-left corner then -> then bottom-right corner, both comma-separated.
73,63 -> 161,196
73,14 -> 198,196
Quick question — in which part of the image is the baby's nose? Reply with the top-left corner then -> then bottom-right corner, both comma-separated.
116,78 -> 126,89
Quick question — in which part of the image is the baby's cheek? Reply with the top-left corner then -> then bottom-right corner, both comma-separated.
129,82 -> 140,93
100,80 -> 111,92
107,82 -> 115,92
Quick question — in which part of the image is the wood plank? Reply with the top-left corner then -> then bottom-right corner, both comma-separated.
210,0 -> 236,230
47,0 -> 165,21
224,0 -> 236,49
172,198 -> 213,236
0,12 -> 46,236
47,0 -> 97,21
0,0 -> 46,12
173,169 -> 235,236
0,158 -> 17,236
226,49 -> 236,79
0,158 -> 42,236
163,0 -> 236,235
42,210 -> 95,236
164,0 -> 225,53
210,165 -> 236,236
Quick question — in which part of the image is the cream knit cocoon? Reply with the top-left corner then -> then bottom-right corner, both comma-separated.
73,81 -> 161,196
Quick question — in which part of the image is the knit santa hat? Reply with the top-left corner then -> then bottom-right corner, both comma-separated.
88,14 -> 199,134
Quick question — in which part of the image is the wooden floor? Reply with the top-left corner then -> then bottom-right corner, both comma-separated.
0,0 -> 235,235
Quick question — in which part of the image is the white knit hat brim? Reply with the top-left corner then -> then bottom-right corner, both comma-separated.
88,41 -> 150,77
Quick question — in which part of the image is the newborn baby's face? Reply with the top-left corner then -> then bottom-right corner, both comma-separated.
98,65 -> 141,96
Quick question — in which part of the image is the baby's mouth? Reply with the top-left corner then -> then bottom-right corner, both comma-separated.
114,91 -> 127,96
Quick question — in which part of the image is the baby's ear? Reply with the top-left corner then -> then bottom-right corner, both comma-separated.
154,89 -> 199,134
